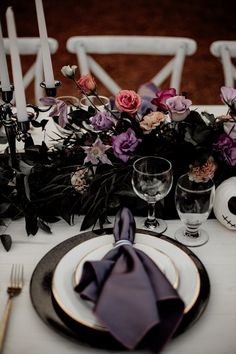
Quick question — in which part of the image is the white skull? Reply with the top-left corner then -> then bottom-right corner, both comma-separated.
213,177 -> 236,231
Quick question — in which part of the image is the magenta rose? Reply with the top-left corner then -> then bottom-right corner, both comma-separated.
90,112 -> 114,131
151,88 -> 177,112
213,134 -> 236,166
112,128 -> 140,162
115,90 -> 141,115
165,95 -> 192,121
76,74 -> 96,95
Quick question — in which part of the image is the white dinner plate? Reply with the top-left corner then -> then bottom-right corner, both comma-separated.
52,233 -> 200,331
74,242 -> 179,290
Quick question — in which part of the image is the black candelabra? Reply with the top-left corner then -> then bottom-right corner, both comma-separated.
0,80 -> 61,168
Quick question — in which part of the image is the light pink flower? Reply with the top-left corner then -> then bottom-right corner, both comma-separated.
77,74 -> 96,95
82,138 -> 112,165
140,111 -> 167,133
166,95 -> 192,121
40,97 -> 68,128
115,90 -> 141,115
220,86 -> 236,107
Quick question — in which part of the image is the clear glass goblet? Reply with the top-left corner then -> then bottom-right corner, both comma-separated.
132,156 -> 173,233
174,173 -> 215,247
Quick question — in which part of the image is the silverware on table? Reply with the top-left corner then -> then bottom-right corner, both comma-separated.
0,264 -> 24,353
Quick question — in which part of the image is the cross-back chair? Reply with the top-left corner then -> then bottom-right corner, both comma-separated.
66,35 -> 197,94
210,41 -> 236,88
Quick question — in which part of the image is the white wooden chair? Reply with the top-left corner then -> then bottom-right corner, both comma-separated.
3,37 -> 58,104
210,41 -> 236,87
66,35 -> 197,94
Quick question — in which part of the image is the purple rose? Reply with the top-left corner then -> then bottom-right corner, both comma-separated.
220,86 -> 236,108
112,128 -> 140,162
151,88 -> 177,112
165,95 -> 192,121
213,134 -> 236,166
90,112 -> 114,131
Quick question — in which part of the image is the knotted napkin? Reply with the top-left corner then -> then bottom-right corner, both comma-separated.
75,208 -> 184,353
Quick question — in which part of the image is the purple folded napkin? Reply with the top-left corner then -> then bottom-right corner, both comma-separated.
75,208 -> 184,353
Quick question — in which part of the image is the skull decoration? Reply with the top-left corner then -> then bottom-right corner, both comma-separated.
213,177 -> 236,231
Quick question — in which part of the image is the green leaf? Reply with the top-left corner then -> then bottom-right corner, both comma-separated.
1,234 -> 12,251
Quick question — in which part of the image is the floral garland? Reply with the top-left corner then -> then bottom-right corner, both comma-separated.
0,64 -> 236,250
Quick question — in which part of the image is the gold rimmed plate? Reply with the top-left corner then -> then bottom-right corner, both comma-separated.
52,237 -> 180,331
30,229 -> 210,350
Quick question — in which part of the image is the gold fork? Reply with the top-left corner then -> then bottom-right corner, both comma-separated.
0,265 -> 24,353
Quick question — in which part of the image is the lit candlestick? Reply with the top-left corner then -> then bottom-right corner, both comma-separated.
35,0 -> 55,88
0,20 -> 11,91
6,7 -> 28,122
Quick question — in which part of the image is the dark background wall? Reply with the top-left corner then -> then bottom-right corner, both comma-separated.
0,0 -> 236,104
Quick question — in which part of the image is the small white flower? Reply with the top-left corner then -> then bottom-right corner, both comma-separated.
61,65 -> 77,79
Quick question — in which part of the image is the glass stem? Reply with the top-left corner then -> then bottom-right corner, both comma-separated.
147,202 -> 156,222
185,227 -> 200,238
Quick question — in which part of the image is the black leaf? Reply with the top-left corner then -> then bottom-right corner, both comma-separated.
25,215 -> 38,236
1,234 -> 12,251
37,219 -> 52,234
0,202 -> 11,214
80,197 -> 105,230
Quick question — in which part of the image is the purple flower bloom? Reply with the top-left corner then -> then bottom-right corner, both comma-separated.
213,134 -> 236,166
90,112 -> 114,131
112,128 -> 141,162
82,138 -> 112,165
220,86 -> 236,107
40,97 -> 68,128
166,95 -> 192,121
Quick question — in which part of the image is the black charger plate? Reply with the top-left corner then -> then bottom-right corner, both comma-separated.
30,228 -> 210,351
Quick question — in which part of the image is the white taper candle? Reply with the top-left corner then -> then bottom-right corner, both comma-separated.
6,7 -> 28,122
0,20 -> 11,91
35,0 -> 55,88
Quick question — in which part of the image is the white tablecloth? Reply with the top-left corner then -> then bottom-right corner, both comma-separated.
0,217 -> 236,354
0,105 -> 235,354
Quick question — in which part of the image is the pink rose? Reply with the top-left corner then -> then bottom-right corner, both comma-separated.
115,90 -> 141,115
76,75 -> 96,95
166,95 -> 192,121
151,88 -> 177,112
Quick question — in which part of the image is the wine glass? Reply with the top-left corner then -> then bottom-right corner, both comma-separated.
132,156 -> 173,233
174,173 -> 215,247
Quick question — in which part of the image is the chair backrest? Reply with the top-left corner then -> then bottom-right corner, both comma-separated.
66,35 -> 197,94
210,41 -> 236,87
3,37 -> 58,104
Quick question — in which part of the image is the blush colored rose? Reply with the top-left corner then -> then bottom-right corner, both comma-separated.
140,111 -> 167,134
90,112 -> 114,131
77,74 -> 96,95
151,88 -> 177,112
112,128 -> 140,162
165,95 -> 192,121
115,90 -> 141,115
